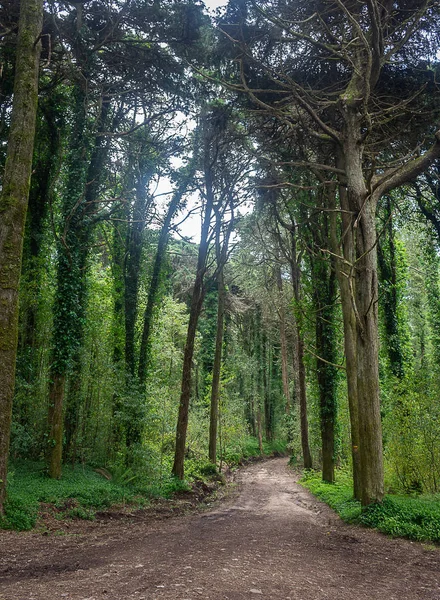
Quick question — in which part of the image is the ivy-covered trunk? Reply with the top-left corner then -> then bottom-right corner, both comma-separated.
0,0 -> 43,511
47,96 -> 109,478
314,266 -> 338,483
276,267 -> 291,413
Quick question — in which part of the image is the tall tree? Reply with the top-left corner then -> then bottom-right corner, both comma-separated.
218,0 -> 440,504
0,0 -> 43,511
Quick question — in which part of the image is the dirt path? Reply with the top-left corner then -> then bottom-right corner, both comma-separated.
0,458 -> 439,600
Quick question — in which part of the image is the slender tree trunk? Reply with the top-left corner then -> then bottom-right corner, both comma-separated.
0,0 -> 43,512
297,335 -> 312,468
257,406 -> 264,455
314,269 -> 337,484
337,262 -> 362,499
172,270 -> 207,478
124,181 -> 149,378
330,174 -> 362,500
290,230 -> 312,469
377,197 -> 405,378
208,268 -> 225,464
172,118 -> 215,479
138,168 -> 194,384
276,268 -> 291,412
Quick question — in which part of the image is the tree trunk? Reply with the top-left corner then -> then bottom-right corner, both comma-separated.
290,230 -> 312,469
276,268 -> 291,413
138,167 -> 194,384
330,172 -> 362,500
172,116 -> 215,479
377,197 -> 405,378
314,268 -> 337,484
354,203 -> 384,505
47,98 -> 109,478
343,122 -> 384,505
124,181 -> 149,377
172,271 -> 207,478
256,406 -> 264,455
0,0 -> 43,512
208,268 -> 225,464
297,335 -> 313,469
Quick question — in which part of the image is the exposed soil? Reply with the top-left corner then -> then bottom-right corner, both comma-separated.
0,458 -> 439,600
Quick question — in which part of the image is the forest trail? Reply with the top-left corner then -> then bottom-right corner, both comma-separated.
0,458 -> 439,600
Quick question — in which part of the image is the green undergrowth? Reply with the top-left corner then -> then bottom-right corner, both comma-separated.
0,461 -> 190,531
1,437 -> 285,531
222,437 -> 288,467
300,469 -> 440,544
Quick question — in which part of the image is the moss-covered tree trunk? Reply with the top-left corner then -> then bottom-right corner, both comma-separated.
314,268 -> 337,483
0,0 -> 43,512
47,96 -> 109,478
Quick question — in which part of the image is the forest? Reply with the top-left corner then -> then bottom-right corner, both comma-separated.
1,0 -> 440,534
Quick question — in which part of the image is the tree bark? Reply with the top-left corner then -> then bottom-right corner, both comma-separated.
172,116 -> 215,479
208,268 -> 225,464
171,268 -> 208,478
290,230 -> 312,469
276,268 -> 291,413
343,114 -> 384,504
0,0 -> 43,512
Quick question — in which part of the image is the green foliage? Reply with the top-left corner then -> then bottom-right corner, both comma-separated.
358,496 -> 440,543
0,462 -> 147,531
300,469 -> 440,544
300,469 -> 362,521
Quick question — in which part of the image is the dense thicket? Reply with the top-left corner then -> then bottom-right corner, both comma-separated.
1,0 -> 440,515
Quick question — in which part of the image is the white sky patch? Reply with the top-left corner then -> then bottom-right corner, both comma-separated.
203,0 -> 229,13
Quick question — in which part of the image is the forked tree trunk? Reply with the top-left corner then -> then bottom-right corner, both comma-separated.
0,0 -> 43,512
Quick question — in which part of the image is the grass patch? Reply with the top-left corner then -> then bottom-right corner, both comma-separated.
300,469 -> 440,544
1,461 -> 151,531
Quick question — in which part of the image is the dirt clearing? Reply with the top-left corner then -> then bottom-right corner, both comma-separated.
0,458 -> 439,600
